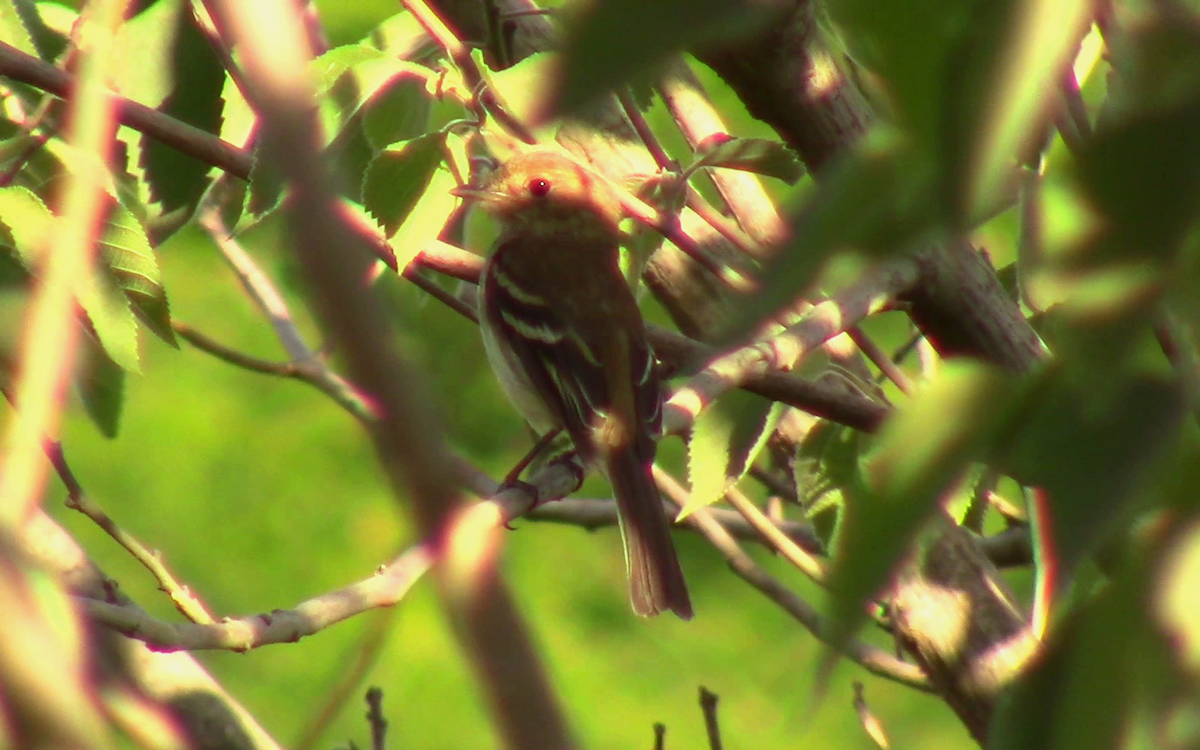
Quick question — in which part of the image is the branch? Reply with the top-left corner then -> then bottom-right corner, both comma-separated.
663,262 -> 917,433
652,468 -> 930,690
0,42 -> 253,178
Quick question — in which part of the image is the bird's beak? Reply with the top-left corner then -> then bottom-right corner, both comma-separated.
450,185 -> 497,201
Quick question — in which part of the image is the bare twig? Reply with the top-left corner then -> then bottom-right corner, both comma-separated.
366,687 -> 387,750
722,486 -> 827,583
847,326 -> 912,395
698,687 -> 722,750
83,544 -> 435,651
617,89 -> 675,172
196,205 -> 379,421
47,438 -> 215,624
652,468 -> 929,690
527,497 -> 824,553
853,682 -> 890,749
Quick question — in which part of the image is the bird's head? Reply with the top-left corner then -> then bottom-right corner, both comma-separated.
452,150 -> 624,240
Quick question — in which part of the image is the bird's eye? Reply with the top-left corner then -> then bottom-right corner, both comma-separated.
527,178 -> 551,197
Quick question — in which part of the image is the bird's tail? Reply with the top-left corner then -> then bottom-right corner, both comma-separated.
606,448 -> 693,619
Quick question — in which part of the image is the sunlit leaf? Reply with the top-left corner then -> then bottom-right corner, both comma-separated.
98,201 -> 174,346
683,389 -> 783,517
362,133 -> 446,238
687,135 -> 804,184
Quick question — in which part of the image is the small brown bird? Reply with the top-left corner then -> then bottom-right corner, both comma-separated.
454,150 -> 692,619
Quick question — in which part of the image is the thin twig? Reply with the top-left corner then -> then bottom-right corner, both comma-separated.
853,682 -> 891,749
31,428 -> 214,623
847,326 -> 912,394
527,497 -> 824,553
698,687 -> 722,750
618,88 -> 675,172
723,486 -> 826,583
366,688 -> 387,750
652,468 -> 930,690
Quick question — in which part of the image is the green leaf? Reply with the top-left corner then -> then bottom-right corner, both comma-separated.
553,0 -> 781,115
1,0 -> 62,60
77,265 -> 140,375
999,372 -> 1185,580
989,573 -> 1144,750
113,0 -> 223,218
683,390 -> 783,517
941,0 -> 1091,224
0,191 -> 145,373
362,133 -> 446,238
98,201 -> 174,346
136,1 -> 226,217
388,162 -> 460,274
825,0 -> 973,149
0,186 -> 53,265
827,361 -> 1025,643
0,0 -> 38,56
242,146 -> 286,223
76,328 -> 125,438
686,135 -> 804,184
362,74 -> 432,150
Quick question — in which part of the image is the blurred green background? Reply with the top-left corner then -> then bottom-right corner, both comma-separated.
38,1 -> 996,748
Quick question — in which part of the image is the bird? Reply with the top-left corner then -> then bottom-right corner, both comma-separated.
453,149 -> 693,619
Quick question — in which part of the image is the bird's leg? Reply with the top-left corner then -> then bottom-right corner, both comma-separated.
498,428 -> 565,529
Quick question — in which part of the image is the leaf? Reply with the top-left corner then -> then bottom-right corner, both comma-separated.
136,1 -> 226,217
825,0 -> 973,149
940,0 -> 1091,223
76,327 -> 125,438
0,0 -> 38,56
0,186 -> 53,265
362,133 -> 446,238
682,390 -> 783,517
988,574 -> 1144,750
76,265 -> 140,375
0,189 -> 144,372
687,135 -> 804,184
362,74 -> 432,150
388,162 -> 460,274
98,201 -> 174,346
999,372 -> 1185,581
826,361 -> 1025,643
1,0 -> 63,61
553,0 -> 783,116
242,145 -> 286,223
